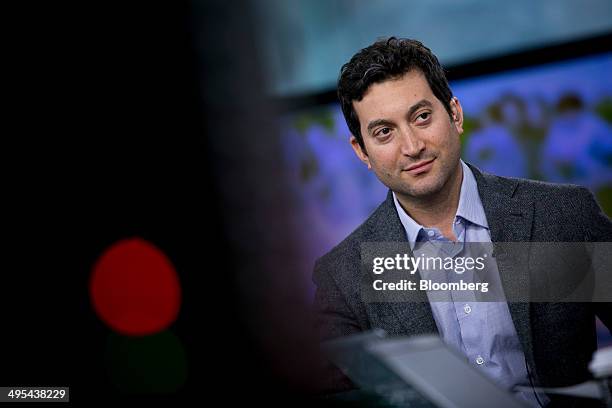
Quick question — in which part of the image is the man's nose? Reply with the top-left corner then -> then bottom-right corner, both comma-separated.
398,128 -> 425,157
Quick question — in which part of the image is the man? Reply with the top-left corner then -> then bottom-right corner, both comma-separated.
313,38 -> 612,407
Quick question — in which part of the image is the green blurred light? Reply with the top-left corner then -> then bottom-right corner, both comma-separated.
106,331 -> 188,395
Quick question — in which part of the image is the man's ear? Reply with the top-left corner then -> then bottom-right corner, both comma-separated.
350,135 -> 371,169
450,96 -> 464,135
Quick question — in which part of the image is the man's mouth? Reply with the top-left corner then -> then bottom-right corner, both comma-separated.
404,158 -> 435,175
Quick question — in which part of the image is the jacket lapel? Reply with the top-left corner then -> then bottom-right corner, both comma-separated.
367,191 -> 438,336
469,164 -> 537,371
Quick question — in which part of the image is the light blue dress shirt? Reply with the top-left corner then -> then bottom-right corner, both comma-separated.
392,160 -> 548,407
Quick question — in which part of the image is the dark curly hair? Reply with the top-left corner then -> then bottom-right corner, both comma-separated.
337,37 -> 453,151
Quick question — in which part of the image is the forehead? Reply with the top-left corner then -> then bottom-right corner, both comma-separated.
353,69 -> 436,124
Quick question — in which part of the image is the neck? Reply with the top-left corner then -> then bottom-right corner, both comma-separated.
396,162 -> 463,234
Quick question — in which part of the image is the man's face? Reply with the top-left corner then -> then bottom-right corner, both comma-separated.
351,69 -> 464,200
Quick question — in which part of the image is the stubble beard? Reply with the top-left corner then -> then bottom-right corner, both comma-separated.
391,154 -> 461,203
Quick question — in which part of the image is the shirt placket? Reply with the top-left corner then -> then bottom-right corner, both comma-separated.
449,219 -> 486,367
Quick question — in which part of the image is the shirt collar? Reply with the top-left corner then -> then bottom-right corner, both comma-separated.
392,191 -> 423,250
456,160 -> 489,230
392,160 -> 489,249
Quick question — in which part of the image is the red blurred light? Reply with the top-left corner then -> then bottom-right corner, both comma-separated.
90,238 -> 181,336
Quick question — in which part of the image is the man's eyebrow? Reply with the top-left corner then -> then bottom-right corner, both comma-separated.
407,99 -> 433,118
365,99 -> 434,135
366,118 -> 394,134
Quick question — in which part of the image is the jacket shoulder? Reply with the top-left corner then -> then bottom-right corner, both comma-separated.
479,170 -> 611,239
512,177 -> 600,219
480,169 -> 593,205
314,205 -> 382,274
314,190 -> 404,279
513,177 -> 590,197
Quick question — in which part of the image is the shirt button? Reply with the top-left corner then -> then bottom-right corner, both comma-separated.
476,356 -> 485,365
463,304 -> 472,314
427,230 -> 435,237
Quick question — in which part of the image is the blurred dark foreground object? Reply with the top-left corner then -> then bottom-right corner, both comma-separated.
322,330 -> 612,408
2,1 -> 337,405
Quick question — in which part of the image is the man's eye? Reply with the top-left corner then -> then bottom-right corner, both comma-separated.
376,127 -> 392,136
416,112 -> 431,122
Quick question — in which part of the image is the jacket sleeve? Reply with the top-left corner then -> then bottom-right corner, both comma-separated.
580,187 -> 612,332
311,257 -> 360,394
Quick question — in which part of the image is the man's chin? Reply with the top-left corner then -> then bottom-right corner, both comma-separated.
394,182 -> 444,199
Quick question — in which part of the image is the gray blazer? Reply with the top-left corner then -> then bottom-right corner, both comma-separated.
313,164 -> 612,405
